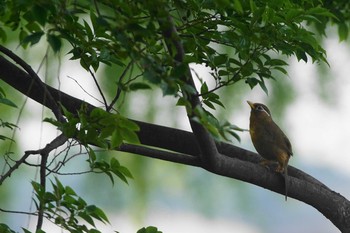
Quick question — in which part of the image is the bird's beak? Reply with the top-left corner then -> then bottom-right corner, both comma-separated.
247,101 -> 254,109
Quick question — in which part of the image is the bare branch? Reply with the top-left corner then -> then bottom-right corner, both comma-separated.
0,134 -> 67,185
107,60 -> 133,112
0,207 -> 37,216
0,151 -> 32,185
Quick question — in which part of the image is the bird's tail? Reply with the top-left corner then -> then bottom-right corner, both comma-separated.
284,160 -> 289,201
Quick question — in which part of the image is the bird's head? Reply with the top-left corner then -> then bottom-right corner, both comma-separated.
247,101 -> 271,118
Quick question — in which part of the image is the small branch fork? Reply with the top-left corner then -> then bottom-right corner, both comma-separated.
0,134 -> 67,185
0,134 -> 67,230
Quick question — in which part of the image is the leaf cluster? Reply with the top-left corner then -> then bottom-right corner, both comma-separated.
30,178 -> 109,233
0,0 -> 333,93
45,104 -> 140,149
44,104 -> 136,184
310,0 -> 350,41
0,86 -> 17,142
0,0 -> 336,143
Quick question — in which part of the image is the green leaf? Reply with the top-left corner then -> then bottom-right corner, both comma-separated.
0,135 -> 14,142
0,97 -> 17,108
47,34 -> 62,53
65,186 -> 77,196
129,82 -> 151,91
307,7 -> 335,18
88,147 -> 97,162
258,79 -> 268,95
0,224 -> 16,233
176,97 -> 189,106
338,23 -> 349,42
233,0 -> 243,14
296,50 -> 308,62
200,82 -> 208,95
22,31 -> 44,46
22,228 -> 31,233
111,130 -> 123,148
118,117 -> 140,131
249,0 -> 257,12
274,66 -> 287,74
78,211 -> 96,227
203,99 -> 216,110
264,59 -> 288,66
83,20 -> 94,41
245,77 -> 258,89
86,205 -> 110,224
137,226 -> 162,233
213,54 -> 228,66
120,128 -> 140,144
0,27 -> 7,42
32,4 -> 47,26
118,165 -> 133,179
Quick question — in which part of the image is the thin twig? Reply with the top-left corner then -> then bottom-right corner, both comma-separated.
67,75 -> 104,105
36,150 -> 48,231
87,65 -> 108,110
106,61 -> 133,112
0,151 -> 32,185
0,134 -> 67,185
0,208 -> 37,216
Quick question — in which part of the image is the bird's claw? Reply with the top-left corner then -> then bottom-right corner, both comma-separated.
259,160 -> 272,170
275,165 -> 284,173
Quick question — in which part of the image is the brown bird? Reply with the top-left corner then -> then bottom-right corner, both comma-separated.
247,101 -> 293,200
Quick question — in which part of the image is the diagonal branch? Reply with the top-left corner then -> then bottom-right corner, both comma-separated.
0,134 -> 67,185
157,11 -> 219,168
0,45 -> 65,123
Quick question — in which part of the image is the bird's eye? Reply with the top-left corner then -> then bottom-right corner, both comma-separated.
255,105 -> 271,116
256,106 -> 264,111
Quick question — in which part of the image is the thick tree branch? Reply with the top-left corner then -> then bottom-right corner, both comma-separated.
0,46 -> 65,123
1,54 -> 350,231
157,11 -> 219,168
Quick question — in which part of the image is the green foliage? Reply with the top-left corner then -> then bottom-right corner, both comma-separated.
89,154 -> 134,185
0,86 -> 17,108
137,226 -> 162,233
311,0 -> 350,41
44,104 -> 135,185
0,0 -> 334,90
0,86 -> 17,142
44,104 -> 140,149
192,106 -> 244,142
0,224 -> 16,233
31,178 -> 109,233
0,0 -> 338,142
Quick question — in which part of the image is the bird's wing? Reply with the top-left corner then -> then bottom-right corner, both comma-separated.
283,133 -> 293,156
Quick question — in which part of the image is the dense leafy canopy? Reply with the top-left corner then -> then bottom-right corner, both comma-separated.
1,0 -> 343,141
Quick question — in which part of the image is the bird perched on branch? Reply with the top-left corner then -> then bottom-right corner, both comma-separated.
247,101 -> 293,200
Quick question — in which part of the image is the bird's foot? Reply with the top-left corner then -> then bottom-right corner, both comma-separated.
259,159 -> 273,170
275,165 -> 284,173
